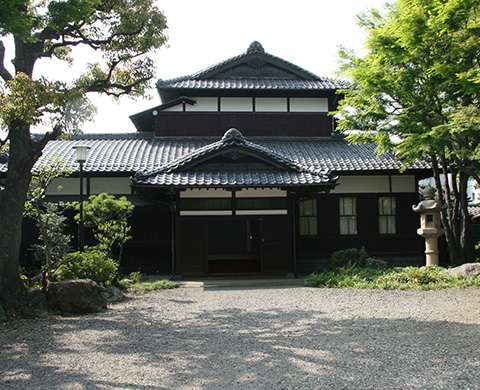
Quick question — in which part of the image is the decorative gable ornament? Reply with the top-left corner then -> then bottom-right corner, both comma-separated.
246,41 -> 265,54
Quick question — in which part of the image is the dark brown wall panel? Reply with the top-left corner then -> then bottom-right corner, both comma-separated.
175,217 -> 208,276
155,113 -> 333,137
261,215 -> 293,275
297,193 -> 426,270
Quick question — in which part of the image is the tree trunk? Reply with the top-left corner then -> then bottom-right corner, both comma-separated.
0,124 -> 37,313
431,156 -> 463,264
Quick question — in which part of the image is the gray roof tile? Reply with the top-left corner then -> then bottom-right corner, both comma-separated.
158,78 -> 347,91
137,170 -> 332,187
0,132 -> 431,187
156,41 -> 349,97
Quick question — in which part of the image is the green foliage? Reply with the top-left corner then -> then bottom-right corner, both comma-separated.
19,267 -> 29,287
118,274 -> 179,292
374,266 -> 472,290
56,250 -> 119,286
331,247 -> 368,267
335,0 -> 480,263
128,271 -> 143,284
305,267 -> 386,289
77,193 -> 134,264
305,266 -> 480,290
81,193 -> 135,225
0,73 -> 95,133
24,160 -> 73,282
0,0 -> 168,309
338,260 -> 357,276
31,203 -> 71,265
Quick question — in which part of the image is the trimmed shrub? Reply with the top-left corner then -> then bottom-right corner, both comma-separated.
331,247 -> 368,267
56,251 -> 118,285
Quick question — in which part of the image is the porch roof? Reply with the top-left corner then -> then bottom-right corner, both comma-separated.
133,169 -> 335,188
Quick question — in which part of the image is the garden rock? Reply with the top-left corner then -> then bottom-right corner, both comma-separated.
0,305 -> 6,323
47,279 -> 107,314
21,289 -> 49,319
445,263 -> 480,278
101,285 -> 125,303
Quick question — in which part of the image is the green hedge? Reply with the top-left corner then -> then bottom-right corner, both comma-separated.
56,250 -> 118,285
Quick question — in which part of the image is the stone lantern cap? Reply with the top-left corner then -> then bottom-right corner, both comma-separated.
412,186 -> 447,213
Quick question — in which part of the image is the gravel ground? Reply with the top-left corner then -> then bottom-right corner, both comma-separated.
1,286 -> 480,390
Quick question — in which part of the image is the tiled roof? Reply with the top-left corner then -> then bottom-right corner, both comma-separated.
135,170 -> 334,187
470,204 -> 480,220
142,129 -> 326,176
192,41 -> 323,80
156,42 -> 349,99
0,132 -> 431,186
157,78 -> 347,91
133,129 -> 335,187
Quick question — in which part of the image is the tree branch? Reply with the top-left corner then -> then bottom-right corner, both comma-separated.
32,123 -> 62,159
35,19 -> 146,60
86,76 -> 151,97
0,41 -> 13,82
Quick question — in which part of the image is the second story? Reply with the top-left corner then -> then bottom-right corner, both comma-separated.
130,41 -> 349,137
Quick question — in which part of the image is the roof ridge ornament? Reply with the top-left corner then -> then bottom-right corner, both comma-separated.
221,128 -> 245,144
247,41 -> 265,54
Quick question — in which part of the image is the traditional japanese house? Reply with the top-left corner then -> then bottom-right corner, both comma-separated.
10,42 -> 433,277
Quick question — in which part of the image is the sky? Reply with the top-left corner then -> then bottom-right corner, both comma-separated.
4,0 -> 390,133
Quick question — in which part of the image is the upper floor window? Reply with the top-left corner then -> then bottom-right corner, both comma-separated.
379,197 -> 396,234
340,197 -> 357,235
299,199 -> 317,236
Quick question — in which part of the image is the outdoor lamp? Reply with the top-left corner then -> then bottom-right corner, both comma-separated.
73,145 -> 90,251
74,145 -> 90,163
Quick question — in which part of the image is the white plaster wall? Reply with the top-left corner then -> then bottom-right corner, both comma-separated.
46,177 -> 84,195
163,104 -> 183,112
290,98 -> 328,112
220,97 -> 253,112
236,188 -> 287,198
162,97 -> 330,113
180,188 -> 287,198
180,210 -> 232,216
46,177 -> 131,195
391,176 -> 416,193
186,97 -> 218,112
90,178 -> 131,195
236,210 -> 287,215
180,188 -> 231,198
255,98 -> 288,112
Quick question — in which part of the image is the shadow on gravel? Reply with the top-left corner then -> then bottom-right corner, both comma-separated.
1,293 -> 480,389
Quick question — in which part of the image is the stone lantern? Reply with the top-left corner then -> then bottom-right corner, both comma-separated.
412,186 -> 447,266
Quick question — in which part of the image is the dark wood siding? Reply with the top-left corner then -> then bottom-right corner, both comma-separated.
175,217 -> 208,276
122,205 -> 172,274
296,193 -> 426,272
175,214 -> 293,277
262,215 -> 293,275
154,112 -> 333,137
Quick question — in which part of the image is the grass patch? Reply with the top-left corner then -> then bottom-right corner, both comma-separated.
118,272 -> 179,292
304,265 -> 480,290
